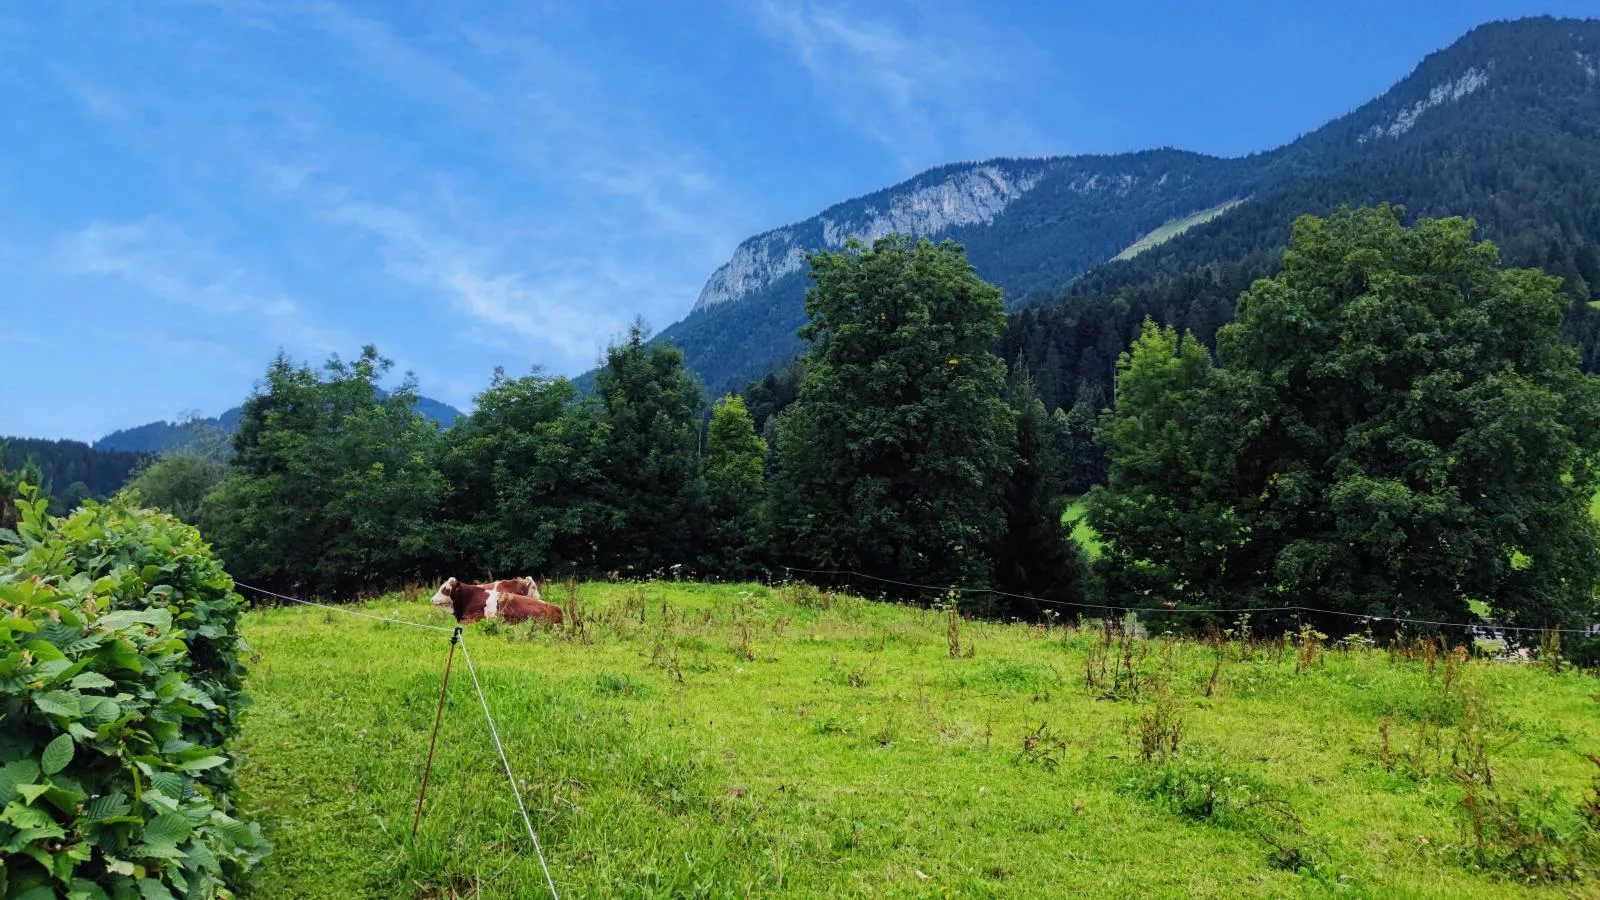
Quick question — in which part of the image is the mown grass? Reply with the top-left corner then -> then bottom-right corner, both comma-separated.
235,582 -> 1600,898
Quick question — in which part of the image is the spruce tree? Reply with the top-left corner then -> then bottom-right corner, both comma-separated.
594,322 -> 706,574
702,395 -> 767,575
993,368 -> 1085,617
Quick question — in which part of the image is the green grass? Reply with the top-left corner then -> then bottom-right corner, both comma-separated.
235,582 -> 1600,898
1114,199 -> 1247,262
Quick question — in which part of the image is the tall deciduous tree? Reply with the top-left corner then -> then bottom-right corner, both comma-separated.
770,235 -> 1014,591
702,394 -> 766,574
126,455 -> 226,523
440,370 -> 611,579
595,322 -> 705,574
1093,206 -> 1600,636
201,346 -> 447,597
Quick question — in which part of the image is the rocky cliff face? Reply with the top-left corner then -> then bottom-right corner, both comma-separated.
693,163 -> 1053,311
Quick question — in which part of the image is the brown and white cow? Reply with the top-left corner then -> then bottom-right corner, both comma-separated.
431,577 -> 564,626
430,577 -> 537,608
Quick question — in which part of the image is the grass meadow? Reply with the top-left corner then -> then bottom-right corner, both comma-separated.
234,581 -> 1600,898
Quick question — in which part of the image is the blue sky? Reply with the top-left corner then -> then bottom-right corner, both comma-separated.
3,0 -> 1595,441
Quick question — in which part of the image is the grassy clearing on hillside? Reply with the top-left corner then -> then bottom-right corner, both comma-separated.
1114,199 -> 1248,261
236,582 -> 1600,898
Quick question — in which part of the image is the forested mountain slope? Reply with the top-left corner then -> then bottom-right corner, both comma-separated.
661,150 -> 1262,394
94,393 -> 462,454
0,437 -> 146,513
1004,16 -> 1600,416
658,16 -> 1600,400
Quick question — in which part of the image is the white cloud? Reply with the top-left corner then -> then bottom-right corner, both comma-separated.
748,0 -> 1050,166
323,201 -> 627,362
202,3 -> 740,345
55,218 -> 341,352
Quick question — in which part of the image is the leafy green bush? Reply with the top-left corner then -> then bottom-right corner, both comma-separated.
0,486 -> 264,898
21,489 -> 252,775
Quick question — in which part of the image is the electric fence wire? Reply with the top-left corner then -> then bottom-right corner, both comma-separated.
232,582 -> 561,898
781,565 -> 1600,637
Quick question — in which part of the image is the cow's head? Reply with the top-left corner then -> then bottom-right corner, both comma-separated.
430,577 -> 459,608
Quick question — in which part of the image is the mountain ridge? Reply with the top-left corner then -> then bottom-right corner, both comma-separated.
94,393 -> 463,455
650,15 -> 1600,398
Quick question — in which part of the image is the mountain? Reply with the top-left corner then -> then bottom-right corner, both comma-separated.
1,437 -> 147,513
661,151 -> 1261,396
1003,16 -> 1600,417
94,393 -> 464,455
654,16 -> 1600,399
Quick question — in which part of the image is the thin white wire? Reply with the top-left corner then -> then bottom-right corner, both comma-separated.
233,581 -> 453,632
783,565 -> 1600,636
459,636 -> 560,900
236,581 -> 560,895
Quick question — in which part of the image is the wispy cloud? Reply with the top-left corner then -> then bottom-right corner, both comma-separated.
748,0 -> 1051,167
55,219 -> 340,352
323,200 -> 628,361
162,1 -> 738,358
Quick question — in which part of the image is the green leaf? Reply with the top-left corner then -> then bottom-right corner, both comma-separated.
147,772 -> 185,799
17,783 -> 50,804
218,817 -> 258,847
1,801 -> 57,829
138,878 -> 177,900
69,879 -> 112,900
86,793 -> 129,821
69,672 -> 116,690
41,734 -> 74,775
86,697 -> 123,725
24,639 -> 66,662
34,658 -> 73,684
0,616 -> 36,634
130,842 -> 187,860
50,843 -> 79,883
98,609 -> 172,633
0,759 -> 41,803
33,690 -> 81,719
59,636 -> 106,655
1,806 -> 66,851
101,638 -> 143,674
41,781 -> 87,816
177,755 -> 226,773
143,812 -> 192,847
15,886 -> 58,900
